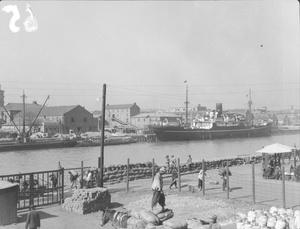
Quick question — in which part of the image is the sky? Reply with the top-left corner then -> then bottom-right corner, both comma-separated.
0,1 -> 299,112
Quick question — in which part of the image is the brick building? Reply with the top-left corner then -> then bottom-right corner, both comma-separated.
106,103 -> 140,128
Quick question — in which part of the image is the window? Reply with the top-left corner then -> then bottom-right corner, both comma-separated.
71,117 -> 75,123
84,117 -> 87,122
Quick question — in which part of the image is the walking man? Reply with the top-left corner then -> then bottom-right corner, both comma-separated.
169,168 -> 178,189
151,167 -> 166,211
25,205 -> 41,229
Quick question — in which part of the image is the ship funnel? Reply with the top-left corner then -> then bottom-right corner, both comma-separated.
216,103 -> 223,116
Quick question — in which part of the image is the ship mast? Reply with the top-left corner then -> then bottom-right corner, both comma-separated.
21,91 -> 27,142
184,81 -> 189,124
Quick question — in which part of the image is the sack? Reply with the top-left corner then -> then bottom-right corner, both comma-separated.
139,209 -> 160,225
130,208 -> 143,219
156,209 -> 174,222
127,217 -> 147,229
163,219 -> 188,229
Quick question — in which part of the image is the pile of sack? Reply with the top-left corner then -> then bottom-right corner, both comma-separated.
126,208 -> 188,229
235,206 -> 300,229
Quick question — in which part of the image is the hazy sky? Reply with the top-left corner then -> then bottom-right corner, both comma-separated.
0,1 -> 299,112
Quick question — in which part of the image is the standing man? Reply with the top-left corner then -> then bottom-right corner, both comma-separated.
186,155 -> 192,171
165,155 -> 170,173
85,170 -> 93,189
25,205 -> 41,229
197,168 -> 206,191
169,168 -> 178,189
95,169 -> 101,187
171,155 -> 177,169
151,167 -> 166,211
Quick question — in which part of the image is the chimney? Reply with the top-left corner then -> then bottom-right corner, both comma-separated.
33,101 -> 38,105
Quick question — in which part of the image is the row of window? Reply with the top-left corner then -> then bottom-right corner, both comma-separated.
107,113 -> 129,118
71,117 -> 87,123
107,109 -> 130,113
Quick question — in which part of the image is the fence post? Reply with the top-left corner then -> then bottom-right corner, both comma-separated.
252,162 -> 255,204
58,162 -> 61,201
99,157 -> 103,187
29,173 -> 34,207
152,158 -> 155,182
81,161 -> 84,189
282,165 -> 286,208
61,167 -> 64,204
178,158 -> 181,192
226,160 -> 229,199
126,158 -> 129,192
202,159 -> 205,195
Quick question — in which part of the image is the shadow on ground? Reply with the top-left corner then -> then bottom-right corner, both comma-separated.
110,202 -> 124,209
17,211 -> 58,223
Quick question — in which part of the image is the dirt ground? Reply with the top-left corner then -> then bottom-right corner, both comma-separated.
3,183 -> 267,229
3,164 -> 286,229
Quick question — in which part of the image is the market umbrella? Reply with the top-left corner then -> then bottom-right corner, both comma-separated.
255,143 -> 294,154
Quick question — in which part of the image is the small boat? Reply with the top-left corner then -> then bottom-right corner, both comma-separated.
0,93 -> 78,152
77,136 -> 137,147
0,137 -> 77,152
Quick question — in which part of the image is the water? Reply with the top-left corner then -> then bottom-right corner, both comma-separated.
1,133 -> 299,175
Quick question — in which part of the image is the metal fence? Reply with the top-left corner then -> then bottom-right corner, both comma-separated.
1,157 -> 299,210
0,168 -> 64,210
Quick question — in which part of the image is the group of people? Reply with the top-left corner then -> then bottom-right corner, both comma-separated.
262,158 -> 284,180
165,155 -> 193,173
69,169 -> 102,190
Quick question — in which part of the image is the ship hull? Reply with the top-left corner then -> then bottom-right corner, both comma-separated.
0,139 -> 78,152
152,123 -> 272,141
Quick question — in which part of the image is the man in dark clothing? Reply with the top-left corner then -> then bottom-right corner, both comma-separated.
169,168 -> 177,189
95,169 -> 101,187
25,205 -> 41,229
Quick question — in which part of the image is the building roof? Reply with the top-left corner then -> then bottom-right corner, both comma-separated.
1,103 -> 42,112
106,103 -> 137,110
40,106 -> 77,116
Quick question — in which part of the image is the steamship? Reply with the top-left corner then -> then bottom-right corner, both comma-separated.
151,87 -> 272,142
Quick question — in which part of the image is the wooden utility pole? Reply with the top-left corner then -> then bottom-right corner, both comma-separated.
100,84 -> 106,187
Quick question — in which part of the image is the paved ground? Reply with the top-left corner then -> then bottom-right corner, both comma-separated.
2,162 -> 300,229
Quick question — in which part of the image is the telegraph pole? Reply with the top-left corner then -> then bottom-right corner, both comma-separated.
100,84 -> 106,187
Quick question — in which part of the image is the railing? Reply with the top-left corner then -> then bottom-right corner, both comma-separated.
0,168 -> 64,210
1,156 -> 299,210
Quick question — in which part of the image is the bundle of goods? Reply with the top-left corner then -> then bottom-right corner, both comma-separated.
235,206 -> 300,229
128,208 -> 187,229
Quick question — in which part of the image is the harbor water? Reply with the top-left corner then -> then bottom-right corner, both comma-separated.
0,133 -> 299,175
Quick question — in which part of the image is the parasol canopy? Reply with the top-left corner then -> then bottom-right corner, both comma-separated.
255,143 -> 295,154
